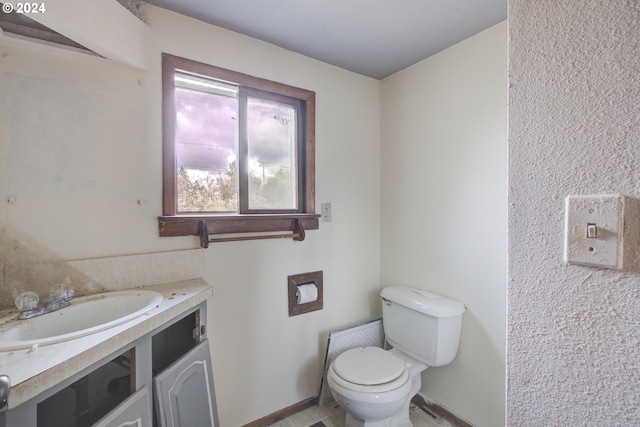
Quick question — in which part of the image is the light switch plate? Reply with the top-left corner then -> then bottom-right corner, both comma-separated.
564,194 -> 625,269
321,203 -> 332,222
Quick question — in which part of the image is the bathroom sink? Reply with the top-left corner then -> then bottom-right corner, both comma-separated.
0,290 -> 163,352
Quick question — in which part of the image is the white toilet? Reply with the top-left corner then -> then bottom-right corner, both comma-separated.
327,286 -> 465,427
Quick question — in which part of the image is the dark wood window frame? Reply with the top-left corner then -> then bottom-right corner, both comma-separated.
158,53 -> 319,243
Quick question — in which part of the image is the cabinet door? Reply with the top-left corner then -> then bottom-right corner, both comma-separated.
153,340 -> 218,427
93,386 -> 152,427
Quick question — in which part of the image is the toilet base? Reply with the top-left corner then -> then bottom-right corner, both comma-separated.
343,399 -> 412,427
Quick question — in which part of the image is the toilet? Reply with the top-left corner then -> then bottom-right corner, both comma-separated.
327,286 -> 465,427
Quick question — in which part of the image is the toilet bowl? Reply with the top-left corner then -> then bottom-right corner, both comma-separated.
327,347 -> 426,427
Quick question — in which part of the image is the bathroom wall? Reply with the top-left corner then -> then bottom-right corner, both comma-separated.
146,9 -> 382,424
508,1 -> 640,425
0,5 -> 381,426
380,22 -> 508,427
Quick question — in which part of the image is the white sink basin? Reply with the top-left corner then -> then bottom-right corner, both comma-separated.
0,290 -> 163,351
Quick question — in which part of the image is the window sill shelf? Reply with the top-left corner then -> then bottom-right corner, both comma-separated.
158,214 -> 320,240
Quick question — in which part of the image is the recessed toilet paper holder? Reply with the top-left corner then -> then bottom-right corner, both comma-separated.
288,271 -> 323,316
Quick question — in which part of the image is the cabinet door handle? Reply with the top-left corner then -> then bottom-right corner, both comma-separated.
193,325 -> 206,339
0,375 -> 10,411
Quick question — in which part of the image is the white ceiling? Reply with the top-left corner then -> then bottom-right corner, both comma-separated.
144,0 -> 507,80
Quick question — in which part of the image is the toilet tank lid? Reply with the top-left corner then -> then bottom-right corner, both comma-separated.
381,286 -> 466,317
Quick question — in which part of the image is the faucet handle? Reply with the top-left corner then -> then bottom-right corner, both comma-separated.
15,292 -> 39,311
49,284 -> 70,297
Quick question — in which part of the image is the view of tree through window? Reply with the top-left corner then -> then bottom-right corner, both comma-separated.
246,96 -> 297,210
160,54 -> 317,240
174,72 -> 298,213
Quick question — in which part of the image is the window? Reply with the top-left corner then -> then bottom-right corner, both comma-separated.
159,54 -> 318,242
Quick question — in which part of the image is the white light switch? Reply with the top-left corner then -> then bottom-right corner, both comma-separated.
564,194 -> 625,269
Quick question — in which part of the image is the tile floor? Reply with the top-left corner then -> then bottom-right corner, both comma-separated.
272,402 -> 453,427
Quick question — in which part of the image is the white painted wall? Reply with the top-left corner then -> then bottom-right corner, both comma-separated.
380,23 -> 507,427
148,9 -> 382,425
508,1 -> 640,425
1,5 -> 512,426
0,5 -> 380,426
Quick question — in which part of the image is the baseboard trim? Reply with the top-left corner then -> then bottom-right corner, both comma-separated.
242,396 -> 318,427
241,393 -> 471,427
411,394 -> 475,427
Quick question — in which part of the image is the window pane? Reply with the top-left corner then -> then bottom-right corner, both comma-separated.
246,97 -> 298,210
175,82 -> 238,213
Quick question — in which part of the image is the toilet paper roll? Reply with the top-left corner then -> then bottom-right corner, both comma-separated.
296,284 -> 318,304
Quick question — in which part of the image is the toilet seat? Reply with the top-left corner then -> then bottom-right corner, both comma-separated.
330,347 -> 410,393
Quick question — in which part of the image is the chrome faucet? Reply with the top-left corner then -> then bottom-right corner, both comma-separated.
17,290 -> 75,320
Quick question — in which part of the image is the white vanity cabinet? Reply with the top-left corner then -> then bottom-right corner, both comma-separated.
0,281 -> 218,427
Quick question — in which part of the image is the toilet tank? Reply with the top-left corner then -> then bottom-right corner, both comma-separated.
381,286 -> 465,367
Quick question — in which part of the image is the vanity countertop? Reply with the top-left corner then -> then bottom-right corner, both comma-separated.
0,278 -> 212,409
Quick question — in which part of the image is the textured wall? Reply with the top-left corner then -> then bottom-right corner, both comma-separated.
508,1 -> 640,425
